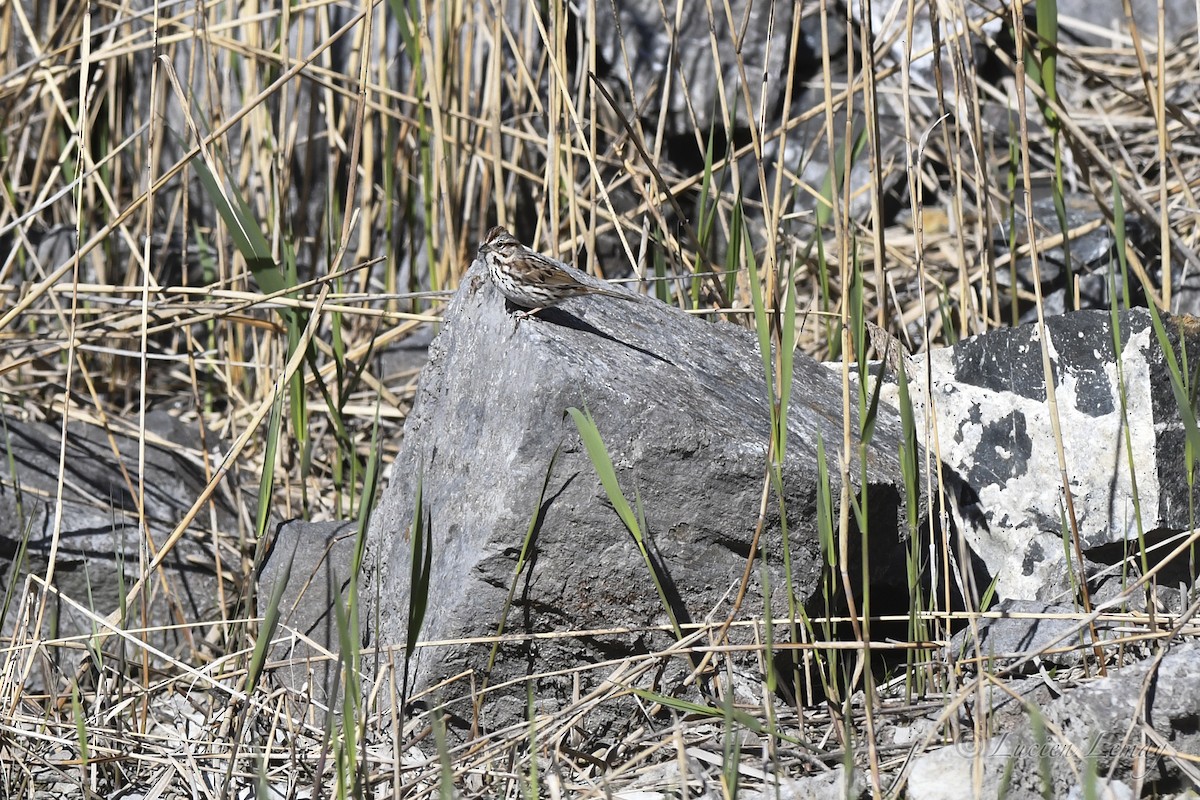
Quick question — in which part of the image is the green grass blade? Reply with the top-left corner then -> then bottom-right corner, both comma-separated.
71,684 -> 88,786
566,408 -> 640,534
406,470 -> 433,655
1113,171 -> 1132,309
190,153 -> 280,292
434,707 -> 454,799
247,536 -> 293,696
630,688 -> 813,750
778,259 -> 797,455
255,393 -> 284,538
568,407 -> 683,638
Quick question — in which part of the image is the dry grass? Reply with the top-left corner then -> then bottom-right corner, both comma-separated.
2,0 -> 1199,796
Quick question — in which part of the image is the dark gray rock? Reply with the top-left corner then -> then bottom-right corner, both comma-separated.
0,411 -> 241,666
378,323 -> 436,378
993,193 -> 1151,321
589,0 -> 810,138
586,1 -> 895,233
897,309 -> 1200,601
948,599 -> 1118,671
257,520 -> 359,709
362,256 -> 921,730
907,642 -> 1200,799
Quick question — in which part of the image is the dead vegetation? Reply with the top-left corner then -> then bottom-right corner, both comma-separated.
1,0 -> 1198,796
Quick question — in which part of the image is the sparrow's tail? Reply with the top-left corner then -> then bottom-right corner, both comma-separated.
591,286 -> 642,301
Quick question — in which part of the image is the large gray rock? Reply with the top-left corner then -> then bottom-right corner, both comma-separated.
899,309 -> 1198,601
362,256 -> 921,729
871,2 -> 1197,94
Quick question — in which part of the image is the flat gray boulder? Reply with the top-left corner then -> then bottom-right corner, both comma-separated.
0,412 -> 239,668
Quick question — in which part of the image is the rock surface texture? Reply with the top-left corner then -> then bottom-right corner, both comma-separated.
0,412 -> 241,667
906,642 -> 1200,800
257,520 -> 359,709
362,257 -> 920,729
900,309 -> 1199,601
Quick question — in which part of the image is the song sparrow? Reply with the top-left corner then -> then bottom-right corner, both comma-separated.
478,225 -> 639,317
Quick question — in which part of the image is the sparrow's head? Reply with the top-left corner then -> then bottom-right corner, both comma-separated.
481,225 -> 520,254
